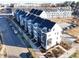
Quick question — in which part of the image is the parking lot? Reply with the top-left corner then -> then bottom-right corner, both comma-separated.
0,16 -> 32,58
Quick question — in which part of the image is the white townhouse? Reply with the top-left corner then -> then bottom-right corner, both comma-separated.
45,6 -> 73,19
40,20 -> 62,49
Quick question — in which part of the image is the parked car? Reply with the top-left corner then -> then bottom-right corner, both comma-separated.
11,27 -> 18,34
13,29 -> 18,34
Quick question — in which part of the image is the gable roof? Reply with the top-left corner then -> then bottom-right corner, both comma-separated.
17,9 -> 56,32
32,17 -> 44,24
33,9 -> 38,14
32,16 -> 56,30
25,13 -> 37,20
30,9 -> 43,15
17,10 -> 25,15
30,9 -> 35,13
40,19 -> 56,29
36,9 -> 43,15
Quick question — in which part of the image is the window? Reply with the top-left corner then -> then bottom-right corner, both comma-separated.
55,33 -> 56,35
34,31 -> 38,37
47,38 -> 52,46
48,34 -> 51,37
53,28 -> 55,31
41,33 -> 46,42
57,32 -> 59,35
57,37 -> 58,39
48,29 -> 51,32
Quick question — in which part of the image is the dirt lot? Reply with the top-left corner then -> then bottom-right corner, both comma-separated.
50,18 -> 73,23
60,41 -> 71,50
66,27 -> 79,40
44,46 -> 65,58
70,50 -> 79,58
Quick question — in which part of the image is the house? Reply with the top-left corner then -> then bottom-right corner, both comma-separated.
45,6 -> 73,19
14,9 -> 20,21
32,17 -> 44,41
14,9 -> 62,50
30,7 -> 73,19
24,14 -> 37,34
23,13 -> 62,49
15,10 -> 25,23
43,20 -> 62,49
19,11 -> 27,26
31,17 -> 62,49
30,9 -> 47,19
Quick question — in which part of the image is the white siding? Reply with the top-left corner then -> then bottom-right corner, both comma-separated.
52,24 -> 62,44
46,24 -> 62,49
39,11 -> 48,19
45,7 -> 73,19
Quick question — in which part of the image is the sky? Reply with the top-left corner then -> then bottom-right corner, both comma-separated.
0,0 -> 78,4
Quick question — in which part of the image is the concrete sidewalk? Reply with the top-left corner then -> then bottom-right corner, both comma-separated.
6,45 -> 29,58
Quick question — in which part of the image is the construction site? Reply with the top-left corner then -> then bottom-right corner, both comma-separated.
0,1 -> 79,58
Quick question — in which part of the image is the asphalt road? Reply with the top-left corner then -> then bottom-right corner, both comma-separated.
0,16 -> 29,58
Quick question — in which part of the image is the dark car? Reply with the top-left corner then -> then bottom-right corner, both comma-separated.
5,8 -> 12,13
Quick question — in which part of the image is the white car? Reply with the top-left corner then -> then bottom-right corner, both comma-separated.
11,27 -> 18,34
14,29 -> 18,34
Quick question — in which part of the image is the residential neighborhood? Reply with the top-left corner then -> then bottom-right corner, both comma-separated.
0,0 -> 79,58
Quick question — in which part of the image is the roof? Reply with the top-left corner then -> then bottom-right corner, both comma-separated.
24,13 -> 36,20
33,9 -> 38,14
32,16 -> 56,30
32,17 -> 44,24
16,10 -> 22,14
27,14 -> 37,20
30,9 -> 43,15
21,12 -> 27,17
15,9 -> 20,13
17,10 -> 25,15
30,9 -> 35,13
40,19 -> 56,29
16,9 -> 56,32
36,10 -> 43,15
